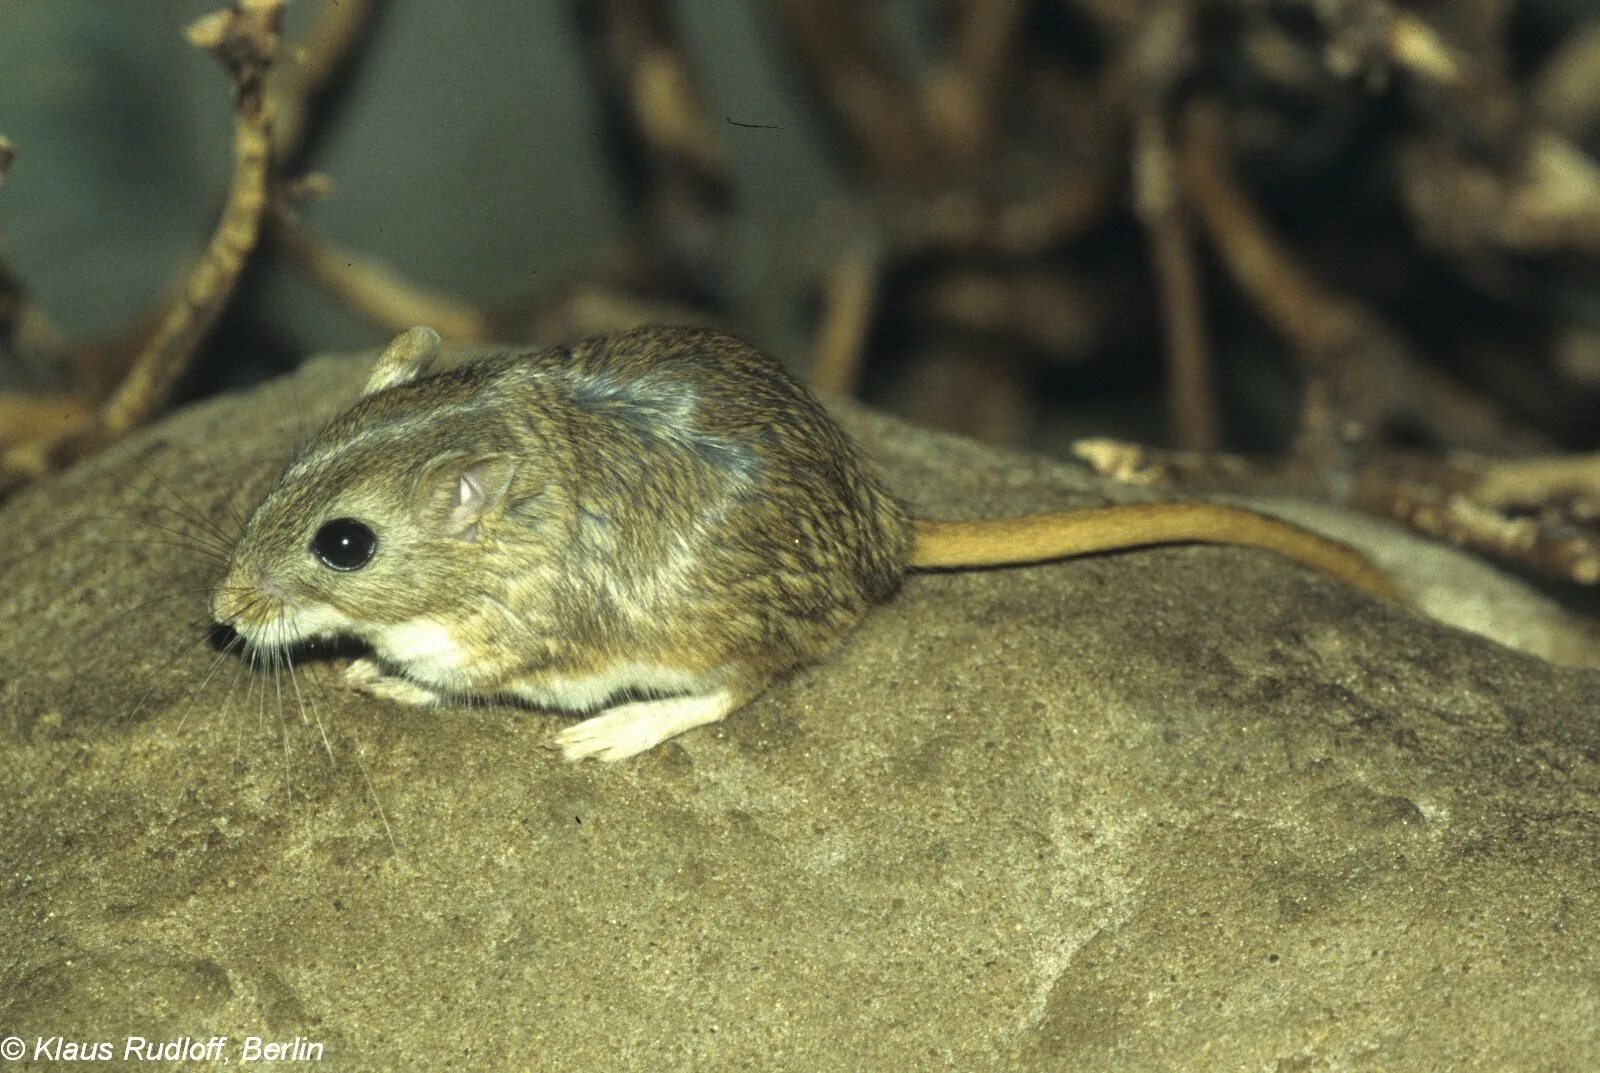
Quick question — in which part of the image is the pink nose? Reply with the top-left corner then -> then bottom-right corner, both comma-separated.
211,571 -> 282,625
252,570 -> 287,600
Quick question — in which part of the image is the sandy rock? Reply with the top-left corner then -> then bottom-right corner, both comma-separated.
0,347 -> 1596,1071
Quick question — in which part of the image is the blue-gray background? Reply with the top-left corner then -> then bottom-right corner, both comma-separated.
0,1 -> 861,381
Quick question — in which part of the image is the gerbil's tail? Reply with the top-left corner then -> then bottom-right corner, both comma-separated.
910,502 -> 1406,603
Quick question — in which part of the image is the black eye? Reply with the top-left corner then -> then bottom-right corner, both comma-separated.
311,518 -> 377,571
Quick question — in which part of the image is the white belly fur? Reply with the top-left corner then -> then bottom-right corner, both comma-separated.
373,619 -> 708,710
512,662 -> 710,713
373,618 -> 470,687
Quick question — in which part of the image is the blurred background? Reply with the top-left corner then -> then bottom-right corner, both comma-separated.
1,0 -> 1598,600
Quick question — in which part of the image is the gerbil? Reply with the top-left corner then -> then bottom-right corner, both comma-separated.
211,326 -> 1403,762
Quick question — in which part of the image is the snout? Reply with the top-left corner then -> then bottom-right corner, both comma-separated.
210,570 -> 284,632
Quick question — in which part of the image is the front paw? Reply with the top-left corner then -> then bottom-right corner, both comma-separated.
341,658 -> 443,706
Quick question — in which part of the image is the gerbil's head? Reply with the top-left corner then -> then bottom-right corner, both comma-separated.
212,327 -> 529,656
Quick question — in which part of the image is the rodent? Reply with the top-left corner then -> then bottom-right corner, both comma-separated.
211,325 -> 1404,762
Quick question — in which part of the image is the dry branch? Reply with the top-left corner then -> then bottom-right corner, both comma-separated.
1180,99 -> 1543,453
774,0 -> 940,176
97,1 -> 281,441
0,0 -> 284,492
268,0 -> 381,164
809,235 -> 881,396
1072,437 -> 1321,496
1532,21 -> 1600,138
1470,453 -> 1600,509
1076,436 -> 1600,585
1133,104 -> 1217,452
579,0 -> 733,295
270,201 -> 492,342
0,394 -> 93,449
1352,461 -> 1600,586
923,0 -> 1026,159
887,172 -> 1115,258
909,268 -> 1107,358
1319,0 -> 1600,258
0,0 -> 1591,611
277,0 -> 741,351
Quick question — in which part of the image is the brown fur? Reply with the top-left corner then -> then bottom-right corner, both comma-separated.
213,326 -> 1398,759
214,327 -> 911,715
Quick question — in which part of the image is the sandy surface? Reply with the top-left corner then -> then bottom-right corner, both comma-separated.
1,348 -> 1597,1071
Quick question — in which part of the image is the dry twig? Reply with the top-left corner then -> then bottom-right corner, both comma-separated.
0,394 -> 93,449
808,235 -> 881,396
1320,0 -> 1600,258
1352,460 -> 1600,586
268,0 -> 382,165
923,0 -> 1026,159
284,0 -> 736,350
271,200 -> 492,342
257,0 -> 492,342
97,1 -> 280,442
774,0 -> 940,177
1180,99 -> 1541,452
909,267 -> 1109,359
1470,453 -> 1600,509
1133,104 -> 1217,452
0,0 -> 284,492
1072,437 -> 1321,496
1075,437 -> 1600,585
577,0 -> 733,295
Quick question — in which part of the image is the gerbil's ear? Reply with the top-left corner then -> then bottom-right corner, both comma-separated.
413,453 -> 517,541
363,326 -> 442,397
